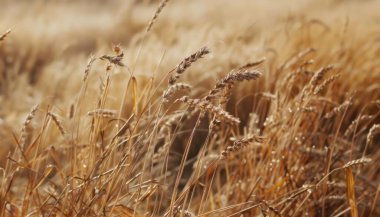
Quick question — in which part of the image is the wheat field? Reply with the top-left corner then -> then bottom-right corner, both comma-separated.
1,0 -> 380,216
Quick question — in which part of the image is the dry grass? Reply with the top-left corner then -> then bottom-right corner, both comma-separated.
1,0 -> 380,216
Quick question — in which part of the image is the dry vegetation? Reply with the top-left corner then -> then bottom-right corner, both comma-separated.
1,0 -> 380,216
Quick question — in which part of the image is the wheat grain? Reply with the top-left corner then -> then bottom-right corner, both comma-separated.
146,0 -> 170,32
179,96 -> 240,125
169,46 -> 210,85
344,115 -> 373,137
181,210 -> 196,217
172,206 -> 196,217
83,55 -> 96,82
48,112 -> 66,136
207,70 -> 261,100
342,157 -> 372,169
310,65 -> 334,86
162,83 -> 191,102
221,134 -> 264,158
313,73 -> 340,94
324,195 -> 346,201
237,58 -> 266,70
324,100 -> 351,119
87,109 -> 117,118
282,47 -> 316,69
367,124 -> 380,147
20,104 -> 39,150
100,53 -> 124,67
